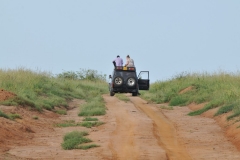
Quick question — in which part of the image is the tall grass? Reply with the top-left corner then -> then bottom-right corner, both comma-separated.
78,96 -> 106,116
0,68 -> 108,113
141,71 -> 240,120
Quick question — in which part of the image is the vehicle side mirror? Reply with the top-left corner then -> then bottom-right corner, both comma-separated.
109,75 -> 112,79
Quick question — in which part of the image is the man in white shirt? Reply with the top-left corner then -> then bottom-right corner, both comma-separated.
124,55 -> 134,67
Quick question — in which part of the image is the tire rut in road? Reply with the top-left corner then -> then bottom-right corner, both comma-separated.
129,96 -> 192,160
103,94 -> 168,160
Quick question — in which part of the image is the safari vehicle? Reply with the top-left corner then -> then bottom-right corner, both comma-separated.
108,66 -> 150,96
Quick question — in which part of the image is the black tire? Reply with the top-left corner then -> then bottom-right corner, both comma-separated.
132,92 -> 137,96
110,91 -> 115,96
114,76 -> 123,86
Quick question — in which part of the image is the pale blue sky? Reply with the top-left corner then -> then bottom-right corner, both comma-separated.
1,1 -> 240,82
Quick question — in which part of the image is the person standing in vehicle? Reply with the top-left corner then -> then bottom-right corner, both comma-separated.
112,55 -> 123,67
124,55 -> 135,67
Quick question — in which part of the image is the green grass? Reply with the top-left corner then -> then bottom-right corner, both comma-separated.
0,110 -> 22,120
77,144 -> 99,150
0,68 -> 108,113
55,120 -> 78,127
61,131 -> 98,150
141,71 -> 240,120
33,116 -> 38,120
83,117 -> 98,121
115,94 -> 130,102
0,110 -> 10,119
169,94 -> 189,106
56,110 -> 67,115
78,96 -> 106,116
55,120 -> 104,128
188,99 -> 224,116
159,105 -> 173,110
80,121 -> 104,128
8,114 -> 22,120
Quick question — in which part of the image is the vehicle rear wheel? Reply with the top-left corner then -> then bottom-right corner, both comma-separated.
132,92 -> 137,96
110,91 -> 115,96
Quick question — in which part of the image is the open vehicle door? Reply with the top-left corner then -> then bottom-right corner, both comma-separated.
138,71 -> 150,90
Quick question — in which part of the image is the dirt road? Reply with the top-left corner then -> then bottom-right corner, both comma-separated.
1,94 -> 240,159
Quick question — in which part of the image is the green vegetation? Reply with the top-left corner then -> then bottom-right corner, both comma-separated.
0,110 -> 10,119
33,116 -> 38,120
115,94 -> 130,102
8,114 -> 22,120
80,121 -> 104,128
78,96 -> 106,116
55,109 -> 67,115
56,120 -> 104,128
0,110 -> 22,120
55,120 -> 77,127
77,144 -> 99,150
141,71 -> 240,120
0,68 -> 108,114
83,117 -> 98,121
159,105 -> 173,110
61,131 -> 99,150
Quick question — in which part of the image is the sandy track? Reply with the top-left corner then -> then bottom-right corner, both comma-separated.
103,95 -> 167,160
1,94 -> 240,159
129,97 -> 191,160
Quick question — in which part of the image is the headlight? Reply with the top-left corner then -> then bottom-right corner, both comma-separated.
127,78 -> 136,87
114,77 -> 123,85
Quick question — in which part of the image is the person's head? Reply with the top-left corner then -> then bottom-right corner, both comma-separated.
127,55 -> 130,58
117,55 -> 120,58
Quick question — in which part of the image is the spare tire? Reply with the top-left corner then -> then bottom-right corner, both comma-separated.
114,77 -> 123,86
127,77 -> 136,87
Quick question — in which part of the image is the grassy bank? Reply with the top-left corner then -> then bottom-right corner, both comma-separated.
141,71 -> 240,120
0,68 -> 108,116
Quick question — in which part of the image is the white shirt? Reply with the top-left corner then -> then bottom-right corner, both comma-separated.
126,58 -> 134,67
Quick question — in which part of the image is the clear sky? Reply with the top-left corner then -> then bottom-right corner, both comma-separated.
1,1 -> 240,82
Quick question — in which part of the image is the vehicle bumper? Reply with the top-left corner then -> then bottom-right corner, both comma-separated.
112,87 -> 138,93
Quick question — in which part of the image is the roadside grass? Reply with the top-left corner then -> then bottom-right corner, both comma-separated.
83,117 -> 98,121
77,144 -> 99,150
80,121 -> 104,128
0,110 -> 10,119
0,110 -> 22,120
32,116 -> 38,120
115,94 -> 130,102
8,114 -> 22,120
141,71 -> 240,120
78,96 -> 106,116
0,68 -> 108,115
61,131 -> 99,150
159,105 -> 173,110
55,120 -> 104,128
55,109 -> 67,115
